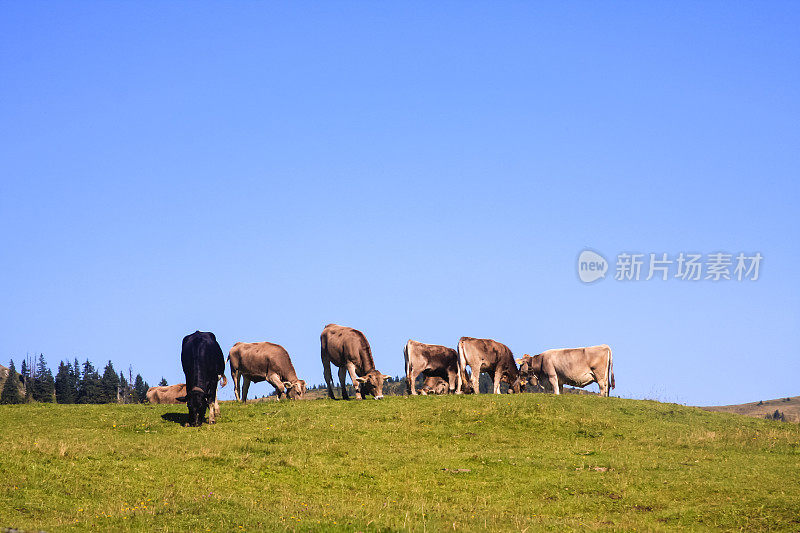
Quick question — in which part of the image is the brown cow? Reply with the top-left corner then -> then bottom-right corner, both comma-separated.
457,337 -> 521,394
516,345 -> 615,396
146,383 -> 187,404
320,324 -> 390,400
404,339 -> 460,395
419,376 -> 449,395
228,341 -> 306,402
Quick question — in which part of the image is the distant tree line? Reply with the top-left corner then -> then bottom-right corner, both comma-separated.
1,354 -> 156,405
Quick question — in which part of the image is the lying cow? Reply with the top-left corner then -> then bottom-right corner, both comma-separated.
457,336 -> 521,394
146,383 -> 187,404
419,376 -> 449,395
321,324 -> 390,400
228,341 -> 306,402
177,331 -> 227,426
516,344 -> 615,396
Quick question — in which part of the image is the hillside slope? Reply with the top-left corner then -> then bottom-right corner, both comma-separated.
1,395 -> 799,531
701,396 -> 800,422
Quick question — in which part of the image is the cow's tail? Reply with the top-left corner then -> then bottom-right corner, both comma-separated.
403,341 -> 412,394
607,345 -> 615,393
219,374 -> 228,388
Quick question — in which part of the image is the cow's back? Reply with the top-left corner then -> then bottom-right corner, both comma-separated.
541,346 -> 610,387
460,337 -> 513,368
321,324 -> 375,373
182,331 -> 225,389
232,341 -> 297,381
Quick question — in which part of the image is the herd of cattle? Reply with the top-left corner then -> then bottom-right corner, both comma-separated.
150,324 -> 615,426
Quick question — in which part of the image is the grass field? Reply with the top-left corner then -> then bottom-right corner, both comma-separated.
1,394 -> 799,532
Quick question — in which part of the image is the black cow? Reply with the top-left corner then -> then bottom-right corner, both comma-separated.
177,331 -> 227,427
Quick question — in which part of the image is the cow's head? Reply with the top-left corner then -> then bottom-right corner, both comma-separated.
176,387 -> 208,427
282,379 -> 307,400
355,370 -> 391,399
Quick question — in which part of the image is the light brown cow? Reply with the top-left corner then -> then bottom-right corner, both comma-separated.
404,339 -> 473,395
457,337 -> 521,394
419,376 -> 449,395
404,340 -> 459,395
228,341 -> 306,402
516,345 -> 615,396
320,324 -> 390,400
146,383 -> 187,404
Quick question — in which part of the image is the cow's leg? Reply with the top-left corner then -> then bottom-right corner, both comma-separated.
267,372 -> 286,399
549,375 -> 560,395
446,367 -> 458,394
470,367 -> 481,395
338,365 -> 351,400
456,342 -> 466,394
492,370 -> 502,394
407,366 -> 420,395
322,359 -> 337,400
242,377 -> 251,403
231,366 -> 240,402
346,363 -> 362,399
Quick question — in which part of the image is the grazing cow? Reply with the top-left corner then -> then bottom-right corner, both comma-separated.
320,324 -> 390,400
146,383 -> 187,404
516,345 -> 615,396
228,341 -> 306,402
177,331 -> 227,426
419,376 -> 449,395
457,337 -> 522,394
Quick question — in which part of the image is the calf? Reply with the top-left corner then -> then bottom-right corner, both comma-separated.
228,341 -> 306,402
320,324 -> 390,400
517,345 -> 615,396
457,337 -> 521,394
146,383 -> 187,404
177,331 -> 227,426
419,376 -> 449,395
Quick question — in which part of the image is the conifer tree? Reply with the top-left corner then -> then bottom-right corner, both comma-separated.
158,377 -> 168,386
55,361 -> 76,404
78,360 -> 102,403
32,353 -> 55,402
1,360 -> 24,404
100,361 -> 120,403
134,374 -> 148,403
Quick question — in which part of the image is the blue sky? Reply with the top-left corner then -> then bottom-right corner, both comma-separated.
1,2 -> 798,405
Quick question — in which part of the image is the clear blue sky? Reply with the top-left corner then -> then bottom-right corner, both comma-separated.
1,2 -> 798,405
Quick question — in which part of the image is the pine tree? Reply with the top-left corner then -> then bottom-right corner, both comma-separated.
78,359 -> 102,403
158,377 -> 168,386
1,360 -> 24,404
134,374 -> 148,403
31,353 -> 55,402
70,358 -> 81,400
20,357 -> 31,402
55,361 -> 76,404
100,361 -> 120,403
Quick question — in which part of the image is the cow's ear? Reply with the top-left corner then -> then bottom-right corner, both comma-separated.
515,358 -> 525,365
355,377 -> 367,383
175,396 -> 187,403
283,381 -> 293,389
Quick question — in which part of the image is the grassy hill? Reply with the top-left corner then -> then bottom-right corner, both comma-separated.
1,394 -> 799,531
701,395 -> 800,423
